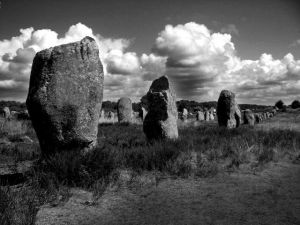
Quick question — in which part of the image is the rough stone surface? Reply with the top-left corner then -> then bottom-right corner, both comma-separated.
196,111 -> 204,121
117,97 -> 132,123
143,76 -> 178,140
217,90 -> 241,128
26,36 -> 104,154
243,109 -> 255,126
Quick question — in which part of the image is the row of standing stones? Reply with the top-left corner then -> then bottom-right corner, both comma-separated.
25,37 -> 273,155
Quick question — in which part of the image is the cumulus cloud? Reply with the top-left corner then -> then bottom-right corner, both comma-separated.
152,22 -> 239,99
230,53 -> 300,103
140,54 -> 166,81
151,22 -> 300,104
105,50 -> 140,75
0,21 -> 299,104
0,23 -> 143,101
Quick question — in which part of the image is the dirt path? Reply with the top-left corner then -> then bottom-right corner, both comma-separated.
36,162 -> 300,225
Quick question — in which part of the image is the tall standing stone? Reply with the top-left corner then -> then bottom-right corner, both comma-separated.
143,76 -> 178,140
117,97 -> 132,123
26,37 -> 104,154
217,90 -> 241,128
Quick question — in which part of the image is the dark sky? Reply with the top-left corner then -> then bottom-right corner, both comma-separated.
1,0 -> 299,59
0,0 -> 299,104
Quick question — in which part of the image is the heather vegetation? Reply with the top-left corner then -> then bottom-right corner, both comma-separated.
1,111 -> 300,224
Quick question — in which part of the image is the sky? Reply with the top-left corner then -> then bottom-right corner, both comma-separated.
0,0 -> 299,104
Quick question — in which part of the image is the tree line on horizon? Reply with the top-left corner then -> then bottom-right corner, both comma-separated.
1,99 -> 300,114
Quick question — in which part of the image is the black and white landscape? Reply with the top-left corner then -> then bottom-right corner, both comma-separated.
0,0 -> 300,224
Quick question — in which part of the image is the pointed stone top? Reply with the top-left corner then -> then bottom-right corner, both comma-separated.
150,76 -> 170,92
81,36 -> 96,43
220,90 -> 235,98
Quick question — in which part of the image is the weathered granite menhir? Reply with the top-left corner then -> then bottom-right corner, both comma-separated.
143,76 -> 178,140
26,36 -> 104,154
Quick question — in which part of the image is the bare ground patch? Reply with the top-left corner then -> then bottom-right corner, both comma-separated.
36,161 -> 300,225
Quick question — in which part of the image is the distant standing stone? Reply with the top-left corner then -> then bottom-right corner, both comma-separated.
209,112 -> 214,121
26,36 -> 104,154
196,111 -> 204,121
100,110 -> 105,118
254,113 -> 261,124
217,90 -> 241,128
243,109 -> 255,126
117,97 -> 132,123
204,111 -> 210,121
182,108 -> 188,121
143,76 -> 178,140
2,107 -> 10,119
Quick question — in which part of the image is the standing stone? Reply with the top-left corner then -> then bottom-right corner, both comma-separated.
26,36 -> 103,154
2,107 -> 10,119
204,111 -> 210,121
196,111 -> 204,121
117,97 -> 132,123
100,110 -> 105,119
182,108 -> 188,121
259,113 -> 263,121
143,76 -> 178,140
243,109 -> 255,126
217,90 -> 241,128
209,112 -> 214,121
254,113 -> 261,124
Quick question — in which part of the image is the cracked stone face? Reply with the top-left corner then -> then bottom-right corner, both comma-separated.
143,76 -> 178,140
26,36 -> 104,154
217,90 -> 241,129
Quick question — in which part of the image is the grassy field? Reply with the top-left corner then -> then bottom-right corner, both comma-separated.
1,111 -> 300,225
